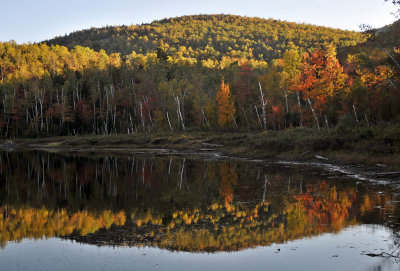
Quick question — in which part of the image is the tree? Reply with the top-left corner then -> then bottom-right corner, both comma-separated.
280,45 -> 303,126
216,78 -> 236,128
296,46 -> 347,129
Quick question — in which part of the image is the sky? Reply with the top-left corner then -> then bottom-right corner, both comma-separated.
0,0 -> 398,43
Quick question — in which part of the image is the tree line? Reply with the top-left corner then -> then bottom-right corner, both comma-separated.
0,19 -> 399,138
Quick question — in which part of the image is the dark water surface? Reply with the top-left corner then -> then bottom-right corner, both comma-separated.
1,151 -> 400,270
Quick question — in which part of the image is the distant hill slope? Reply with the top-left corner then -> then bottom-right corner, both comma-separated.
45,14 -> 367,61
336,20 -> 400,60
369,20 -> 400,47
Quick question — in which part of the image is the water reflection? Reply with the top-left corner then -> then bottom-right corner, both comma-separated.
0,151 -> 400,255
0,226 -> 397,271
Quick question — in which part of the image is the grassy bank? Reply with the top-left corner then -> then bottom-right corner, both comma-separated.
3,125 -> 400,169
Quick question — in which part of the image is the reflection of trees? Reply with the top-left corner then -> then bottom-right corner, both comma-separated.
292,182 -> 354,232
219,163 -> 237,205
0,207 -> 125,249
2,181 -> 394,252
63,183 -> 384,252
0,152 -> 399,252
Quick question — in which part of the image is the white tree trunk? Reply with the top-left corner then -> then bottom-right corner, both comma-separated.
258,82 -> 267,130
296,91 -> 303,127
307,98 -> 320,130
139,101 -> 145,131
254,105 -> 263,129
241,106 -> 251,131
175,96 -> 185,130
365,113 -> 370,127
353,104 -> 359,123
232,114 -> 238,128
325,115 -> 330,133
166,110 -> 173,132
283,87 -> 289,113
201,108 -> 208,125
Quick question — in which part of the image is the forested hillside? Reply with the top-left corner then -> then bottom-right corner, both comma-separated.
46,15 -> 366,61
0,14 -> 399,138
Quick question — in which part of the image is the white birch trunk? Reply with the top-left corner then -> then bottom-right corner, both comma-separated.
353,104 -> 359,123
166,110 -> 173,132
296,91 -> 303,127
254,105 -> 263,129
325,115 -> 330,133
201,108 -> 208,125
307,98 -> 320,130
139,101 -> 145,131
258,82 -> 267,130
175,96 -> 185,130
365,113 -> 370,127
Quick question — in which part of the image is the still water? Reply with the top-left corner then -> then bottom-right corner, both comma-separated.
0,151 -> 399,270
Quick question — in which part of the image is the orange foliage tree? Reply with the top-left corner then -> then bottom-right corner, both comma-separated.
219,163 -> 238,206
216,78 -> 236,128
296,46 -> 347,127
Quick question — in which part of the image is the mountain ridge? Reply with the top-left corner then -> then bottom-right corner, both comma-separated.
44,14 -> 367,62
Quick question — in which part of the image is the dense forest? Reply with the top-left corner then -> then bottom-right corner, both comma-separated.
0,14 -> 399,138
46,15 -> 366,60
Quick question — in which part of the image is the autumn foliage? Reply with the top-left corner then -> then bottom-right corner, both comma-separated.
0,15 -> 400,137
216,78 -> 236,128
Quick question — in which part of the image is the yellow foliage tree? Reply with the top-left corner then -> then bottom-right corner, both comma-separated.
216,78 -> 236,128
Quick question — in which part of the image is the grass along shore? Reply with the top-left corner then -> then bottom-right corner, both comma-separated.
2,125 -> 400,170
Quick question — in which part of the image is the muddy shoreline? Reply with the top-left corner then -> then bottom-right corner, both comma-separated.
2,136 -> 400,186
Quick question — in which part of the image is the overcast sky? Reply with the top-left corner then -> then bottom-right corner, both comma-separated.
0,0 -> 397,43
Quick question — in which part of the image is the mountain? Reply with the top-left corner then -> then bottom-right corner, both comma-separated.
45,14 -> 367,62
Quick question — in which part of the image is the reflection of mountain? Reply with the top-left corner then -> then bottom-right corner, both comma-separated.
0,151 -> 399,252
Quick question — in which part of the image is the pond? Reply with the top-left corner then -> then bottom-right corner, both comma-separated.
0,151 -> 399,270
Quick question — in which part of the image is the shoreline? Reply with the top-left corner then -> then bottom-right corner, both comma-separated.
1,130 -> 400,184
